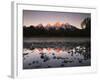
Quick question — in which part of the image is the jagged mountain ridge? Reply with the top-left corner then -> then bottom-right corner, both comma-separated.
23,17 -> 91,37
24,22 -> 80,31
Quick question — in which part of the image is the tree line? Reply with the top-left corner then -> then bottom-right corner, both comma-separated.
23,17 -> 91,37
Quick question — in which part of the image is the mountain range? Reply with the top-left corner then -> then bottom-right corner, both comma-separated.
23,17 -> 91,37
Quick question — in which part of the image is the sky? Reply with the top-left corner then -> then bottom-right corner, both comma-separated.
23,10 -> 91,29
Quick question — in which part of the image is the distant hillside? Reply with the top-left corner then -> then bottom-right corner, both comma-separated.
23,17 -> 91,37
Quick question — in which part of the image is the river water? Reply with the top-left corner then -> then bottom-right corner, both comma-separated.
23,37 -> 91,69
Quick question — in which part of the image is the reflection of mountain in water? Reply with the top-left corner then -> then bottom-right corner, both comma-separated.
23,38 -> 91,69
23,17 -> 91,37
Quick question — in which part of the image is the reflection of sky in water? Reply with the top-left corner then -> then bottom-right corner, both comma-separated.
23,38 -> 90,69
23,46 -> 90,69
